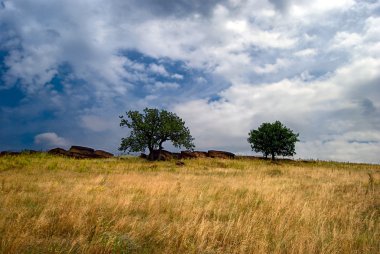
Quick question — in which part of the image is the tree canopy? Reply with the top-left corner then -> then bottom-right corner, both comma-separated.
247,121 -> 299,160
119,108 -> 194,160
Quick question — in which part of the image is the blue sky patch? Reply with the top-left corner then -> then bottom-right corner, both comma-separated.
0,86 -> 24,107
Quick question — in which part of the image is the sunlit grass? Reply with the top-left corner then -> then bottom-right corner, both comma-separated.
0,154 -> 379,253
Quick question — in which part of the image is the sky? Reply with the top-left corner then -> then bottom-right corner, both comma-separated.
0,0 -> 380,163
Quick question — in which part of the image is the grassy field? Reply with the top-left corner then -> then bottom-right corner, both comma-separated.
0,154 -> 379,253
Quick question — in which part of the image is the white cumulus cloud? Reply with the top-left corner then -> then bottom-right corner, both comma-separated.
34,132 -> 69,148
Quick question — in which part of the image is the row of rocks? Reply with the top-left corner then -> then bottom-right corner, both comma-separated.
48,146 -> 114,158
142,150 -> 235,161
0,146 -> 114,159
1,147 -> 235,160
0,150 -> 39,156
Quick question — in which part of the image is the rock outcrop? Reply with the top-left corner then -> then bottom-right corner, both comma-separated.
207,150 -> 235,159
69,146 -> 96,158
48,146 -> 114,159
143,150 -> 236,161
151,150 -> 175,161
48,148 -> 70,156
142,149 -> 235,161
94,150 -> 114,158
180,151 -> 208,159
1,146 -> 237,161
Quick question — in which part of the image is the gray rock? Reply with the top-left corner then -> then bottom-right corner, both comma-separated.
207,150 -> 235,159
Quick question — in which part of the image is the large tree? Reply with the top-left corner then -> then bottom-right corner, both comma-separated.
247,121 -> 299,160
119,108 -> 194,160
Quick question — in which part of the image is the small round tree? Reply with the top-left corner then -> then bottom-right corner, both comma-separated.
119,108 -> 194,160
247,121 -> 299,160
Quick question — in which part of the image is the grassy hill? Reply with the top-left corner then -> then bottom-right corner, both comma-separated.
0,154 -> 379,253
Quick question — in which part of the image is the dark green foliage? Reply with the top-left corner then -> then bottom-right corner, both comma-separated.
247,121 -> 299,160
119,108 -> 194,160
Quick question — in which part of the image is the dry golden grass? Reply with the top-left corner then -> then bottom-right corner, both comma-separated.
0,154 -> 379,253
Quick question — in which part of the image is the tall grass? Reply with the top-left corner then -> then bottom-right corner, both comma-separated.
0,154 -> 379,253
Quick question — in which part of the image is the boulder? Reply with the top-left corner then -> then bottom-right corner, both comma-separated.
48,148 -> 70,156
140,151 -> 180,160
94,150 -> 114,158
69,146 -> 97,158
49,146 -> 113,159
207,150 -> 235,159
180,151 -> 208,159
159,150 -> 174,161
69,145 -> 94,154
151,150 -> 174,161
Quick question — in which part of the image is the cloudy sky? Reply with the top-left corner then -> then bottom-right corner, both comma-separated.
1,0 -> 379,163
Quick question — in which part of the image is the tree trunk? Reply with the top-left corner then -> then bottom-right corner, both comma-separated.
157,141 -> 164,161
148,147 -> 154,161
271,153 -> 275,161
157,149 -> 162,161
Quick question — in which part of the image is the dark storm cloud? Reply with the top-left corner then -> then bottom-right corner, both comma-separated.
131,0 -> 229,17
360,99 -> 376,115
267,0 -> 291,12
